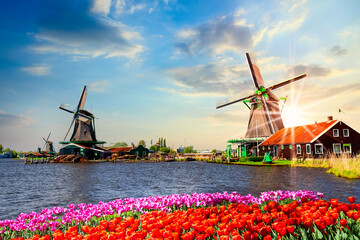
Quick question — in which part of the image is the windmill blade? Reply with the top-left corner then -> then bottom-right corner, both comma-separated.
42,141 -> 47,150
59,106 -> 75,114
46,132 -> 51,142
64,117 -> 75,141
77,86 -> 87,111
246,53 -> 265,88
266,73 -> 307,91
216,93 -> 256,109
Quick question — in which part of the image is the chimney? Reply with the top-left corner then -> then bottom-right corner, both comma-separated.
328,116 -> 333,121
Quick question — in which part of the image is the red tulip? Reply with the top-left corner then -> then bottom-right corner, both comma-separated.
339,219 -> 347,226
348,196 -> 355,203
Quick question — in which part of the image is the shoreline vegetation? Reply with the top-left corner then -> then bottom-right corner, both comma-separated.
2,191 -> 360,240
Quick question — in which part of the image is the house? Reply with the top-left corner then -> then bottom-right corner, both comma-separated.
59,143 -> 111,160
258,116 -> 360,159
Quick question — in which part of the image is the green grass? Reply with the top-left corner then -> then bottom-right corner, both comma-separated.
292,154 -> 360,179
232,159 -> 292,166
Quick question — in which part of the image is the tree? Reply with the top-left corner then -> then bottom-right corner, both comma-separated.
0,144 -> 3,153
163,138 -> 167,148
211,149 -> 217,153
184,146 -> 196,153
138,140 -> 146,147
150,145 -> 159,152
112,142 -> 128,148
160,147 -> 170,153
12,150 -> 17,158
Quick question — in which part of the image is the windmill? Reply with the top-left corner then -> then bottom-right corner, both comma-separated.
59,86 -> 99,143
42,132 -> 55,154
58,85 -> 109,161
217,53 -> 307,138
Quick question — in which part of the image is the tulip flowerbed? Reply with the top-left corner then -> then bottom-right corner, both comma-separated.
1,191 -> 360,240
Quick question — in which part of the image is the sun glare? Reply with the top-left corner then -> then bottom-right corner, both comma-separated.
282,104 -> 306,128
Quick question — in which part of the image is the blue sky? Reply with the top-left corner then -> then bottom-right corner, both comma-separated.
0,0 -> 359,152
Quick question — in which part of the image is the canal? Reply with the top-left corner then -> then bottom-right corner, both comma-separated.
1,158 -> 359,220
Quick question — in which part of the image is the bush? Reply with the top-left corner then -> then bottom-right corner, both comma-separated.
238,156 -> 264,162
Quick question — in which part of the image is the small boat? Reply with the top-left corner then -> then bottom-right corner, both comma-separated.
164,157 -> 175,162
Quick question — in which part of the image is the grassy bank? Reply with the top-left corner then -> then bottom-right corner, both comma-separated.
292,154 -> 360,179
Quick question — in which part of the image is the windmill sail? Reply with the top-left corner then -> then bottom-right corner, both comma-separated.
216,53 -> 307,139
246,53 -> 265,88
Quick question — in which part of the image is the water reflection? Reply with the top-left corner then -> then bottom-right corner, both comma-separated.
1,159 -> 359,220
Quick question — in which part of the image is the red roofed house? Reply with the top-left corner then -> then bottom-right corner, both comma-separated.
258,116 -> 360,160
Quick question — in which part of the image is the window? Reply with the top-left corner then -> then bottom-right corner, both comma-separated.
296,145 -> 301,155
333,129 -> 339,137
281,145 -> 284,149
315,144 -> 323,154
343,129 -> 349,137
268,146 -> 270,150
289,145 -> 292,149
333,143 -> 341,154
262,146 -> 264,150
306,144 -> 311,154
343,144 -> 351,153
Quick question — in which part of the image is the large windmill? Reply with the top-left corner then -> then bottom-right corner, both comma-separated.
59,86 -> 103,144
58,86 -> 109,161
42,132 -> 56,154
217,53 -> 307,139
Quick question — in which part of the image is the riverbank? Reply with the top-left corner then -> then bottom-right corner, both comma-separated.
291,156 -> 360,179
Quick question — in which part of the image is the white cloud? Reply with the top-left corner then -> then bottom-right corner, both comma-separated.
127,4 -> 146,14
115,0 -> 126,15
267,0 -> 308,38
31,9 -> 144,60
89,80 -> 109,92
175,16 -> 260,56
91,0 -> 112,15
21,65 -> 51,76
0,110 -> 36,127
166,61 -> 253,97
149,8 -> 154,14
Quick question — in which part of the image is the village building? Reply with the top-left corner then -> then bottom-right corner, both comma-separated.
258,116 -> 360,160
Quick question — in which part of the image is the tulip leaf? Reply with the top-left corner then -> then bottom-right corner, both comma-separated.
315,228 -> 323,239
300,228 -> 308,240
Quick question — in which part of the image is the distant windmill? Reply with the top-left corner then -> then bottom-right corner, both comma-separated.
42,132 -> 55,153
59,86 -> 98,143
217,53 -> 307,138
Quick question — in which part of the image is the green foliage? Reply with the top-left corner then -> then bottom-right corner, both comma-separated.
211,149 -> 217,153
159,147 -> 171,153
0,144 -> 3,153
137,140 -> 146,147
184,145 -> 196,153
111,142 -> 128,148
238,156 -> 264,162
149,145 -> 159,152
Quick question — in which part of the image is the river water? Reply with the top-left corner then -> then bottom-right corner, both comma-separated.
1,158 -> 359,220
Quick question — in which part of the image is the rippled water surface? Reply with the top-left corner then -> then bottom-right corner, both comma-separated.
1,158 -> 359,220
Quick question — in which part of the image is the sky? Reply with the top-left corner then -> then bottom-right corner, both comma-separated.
0,0 -> 359,152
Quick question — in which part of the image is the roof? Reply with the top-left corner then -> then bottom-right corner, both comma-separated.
109,147 -> 132,152
260,120 -> 338,146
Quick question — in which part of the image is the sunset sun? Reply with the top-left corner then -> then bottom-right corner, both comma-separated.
282,104 -> 307,128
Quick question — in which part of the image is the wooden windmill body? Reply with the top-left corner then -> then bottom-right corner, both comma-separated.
217,53 -> 307,139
